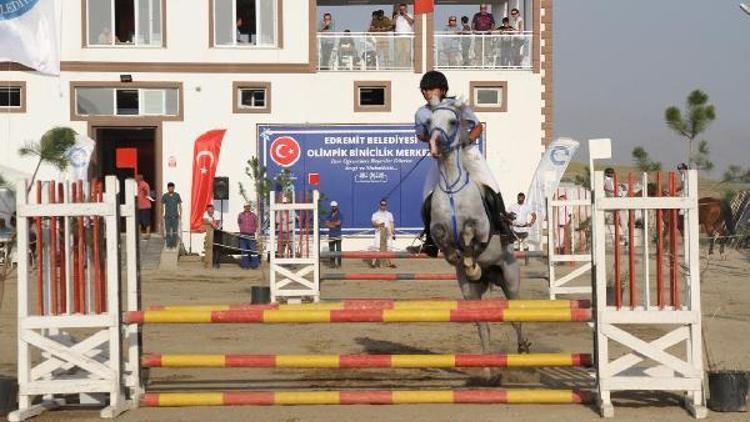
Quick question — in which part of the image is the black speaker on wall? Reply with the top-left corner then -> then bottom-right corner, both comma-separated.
213,176 -> 229,200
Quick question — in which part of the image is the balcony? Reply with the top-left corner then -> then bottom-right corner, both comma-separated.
317,32 -> 415,72
434,32 -> 532,70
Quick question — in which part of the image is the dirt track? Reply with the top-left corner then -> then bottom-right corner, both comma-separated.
1,247 -> 749,422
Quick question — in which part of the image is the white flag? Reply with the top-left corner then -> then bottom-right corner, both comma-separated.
526,138 -> 580,216
65,134 -> 95,181
0,0 -> 59,75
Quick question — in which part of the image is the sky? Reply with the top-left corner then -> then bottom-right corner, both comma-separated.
323,1 -> 750,175
554,0 -> 750,173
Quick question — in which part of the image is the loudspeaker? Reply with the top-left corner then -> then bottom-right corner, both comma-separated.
213,176 -> 229,200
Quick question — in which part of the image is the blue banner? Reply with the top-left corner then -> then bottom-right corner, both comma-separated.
259,124 -> 484,234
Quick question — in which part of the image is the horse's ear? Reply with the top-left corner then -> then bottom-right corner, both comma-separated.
454,95 -> 466,108
429,95 -> 441,107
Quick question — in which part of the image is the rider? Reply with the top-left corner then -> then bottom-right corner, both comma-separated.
408,70 -> 511,257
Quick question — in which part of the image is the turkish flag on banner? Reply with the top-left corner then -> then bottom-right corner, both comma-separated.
190,129 -> 226,231
414,0 -> 434,14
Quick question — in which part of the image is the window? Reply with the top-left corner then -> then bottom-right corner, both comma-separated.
86,0 -> 163,46
75,86 -> 180,117
353,81 -> 391,112
469,81 -> 507,112
213,0 -> 277,47
0,82 -> 25,112
233,82 -> 271,113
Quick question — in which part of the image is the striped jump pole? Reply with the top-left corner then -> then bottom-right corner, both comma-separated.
142,389 -> 591,407
319,250 -> 547,260
126,307 -> 592,324
321,272 -> 549,281
148,298 -> 591,312
142,353 -> 593,369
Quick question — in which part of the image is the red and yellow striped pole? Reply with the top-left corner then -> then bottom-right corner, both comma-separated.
143,389 -> 591,407
142,353 -> 593,369
148,298 -> 591,313
126,307 -> 592,324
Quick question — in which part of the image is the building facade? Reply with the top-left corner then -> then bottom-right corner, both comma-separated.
0,0 -> 553,247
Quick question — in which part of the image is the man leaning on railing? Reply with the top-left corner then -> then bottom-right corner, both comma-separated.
318,12 -> 336,70
393,3 -> 414,68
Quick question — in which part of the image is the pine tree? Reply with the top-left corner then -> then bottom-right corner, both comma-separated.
664,90 -> 716,170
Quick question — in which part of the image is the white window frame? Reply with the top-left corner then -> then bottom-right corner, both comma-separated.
469,81 -> 507,112
0,86 -> 23,109
213,0 -> 278,48
75,87 -> 178,117
238,87 -> 267,109
474,87 -> 503,107
86,0 -> 163,48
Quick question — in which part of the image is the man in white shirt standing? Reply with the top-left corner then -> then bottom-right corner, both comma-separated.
371,199 -> 396,268
555,194 -> 572,255
508,192 -> 536,251
393,3 -> 414,68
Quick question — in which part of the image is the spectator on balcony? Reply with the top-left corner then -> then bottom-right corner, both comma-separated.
459,16 -> 472,66
338,29 -> 360,69
496,17 -> 515,67
441,16 -> 462,67
318,13 -> 336,69
472,4 -> 496,66
393,3 -> 414,68
369,9 -> 393,68
509,8 -> 525,66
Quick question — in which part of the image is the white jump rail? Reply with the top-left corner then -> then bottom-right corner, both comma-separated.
268,191 -> 320,303
546,193 -> 593,299
592,170 -> 706,418
10,177 -> 134,421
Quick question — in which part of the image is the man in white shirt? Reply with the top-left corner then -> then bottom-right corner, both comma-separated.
371,199 -> 396,268
393,3 -> 414,68
203,204 -> 222,268
508,192 -> 536,251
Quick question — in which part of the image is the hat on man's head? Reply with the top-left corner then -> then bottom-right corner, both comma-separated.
244,202 -> 252,207
331,201 -> 338,207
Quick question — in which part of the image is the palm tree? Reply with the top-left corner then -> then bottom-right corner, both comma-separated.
18,127 -> 77,194
664,90 -> 716,170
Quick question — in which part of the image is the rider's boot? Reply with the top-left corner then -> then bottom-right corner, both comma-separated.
484,186 -> 513,239
407,193 -> 440,257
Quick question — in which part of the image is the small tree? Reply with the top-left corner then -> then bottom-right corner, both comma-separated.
722,165 -> 750,185
18,127 -> 76,194
631,147 -> 662,172
573,165 -> 591,189
664,90 -> 716,170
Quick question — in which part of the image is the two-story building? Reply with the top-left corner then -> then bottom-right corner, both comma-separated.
0,0 -> 553,248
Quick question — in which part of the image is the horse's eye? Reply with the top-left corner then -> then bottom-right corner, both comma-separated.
425,118 -> 432,126
449,119 -> 457,126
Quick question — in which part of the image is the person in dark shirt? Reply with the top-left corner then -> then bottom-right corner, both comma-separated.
471,4 -> 496,66
161,182 -> 182,249
325,201 -> 343,267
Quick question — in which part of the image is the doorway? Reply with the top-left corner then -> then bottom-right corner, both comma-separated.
93,127 -> 161,232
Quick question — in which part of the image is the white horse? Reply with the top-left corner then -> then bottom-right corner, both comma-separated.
426,97 -> 531,356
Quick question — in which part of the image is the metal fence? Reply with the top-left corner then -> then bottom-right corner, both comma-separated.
434,32 -> 532,70
317,32 -> 415,71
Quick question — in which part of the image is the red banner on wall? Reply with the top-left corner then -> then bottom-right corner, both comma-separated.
414,0 -> 434,14
189,129 -> 226,231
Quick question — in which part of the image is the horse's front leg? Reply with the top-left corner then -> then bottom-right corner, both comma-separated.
461,221 -> 482,281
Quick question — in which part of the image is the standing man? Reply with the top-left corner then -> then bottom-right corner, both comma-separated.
509,8 -> 525,66
203,204 -> 221,268
318,12 -> 336,69
393,3 -> 414,68
369,10 -> 393,68
237,202 -> 259,269
325,201 -> 343,268
555,194 -> 572,255
508,192 -> 536,252
442,16 -> 462,66
136,174 -> 153,239
371,199 -> 396,268
161,182 -> 182,250
471,4 -> 495,65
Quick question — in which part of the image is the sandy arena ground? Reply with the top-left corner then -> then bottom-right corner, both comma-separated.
1,246 -> 749,422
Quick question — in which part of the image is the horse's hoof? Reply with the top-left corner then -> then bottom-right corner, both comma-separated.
517,339 -> 532,354
465,264 -> 482,281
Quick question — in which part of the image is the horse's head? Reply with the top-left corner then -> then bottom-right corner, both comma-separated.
427,96 -> 470,158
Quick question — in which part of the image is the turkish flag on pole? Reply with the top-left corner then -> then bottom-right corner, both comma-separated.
190,129 -> 226,231
414,0 -> 434,14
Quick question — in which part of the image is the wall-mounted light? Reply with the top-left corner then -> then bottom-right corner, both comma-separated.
120,74 -> 133,83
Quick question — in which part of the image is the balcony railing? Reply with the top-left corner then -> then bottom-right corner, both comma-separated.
317,32 -> 415,71
434,32 -> 532,70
